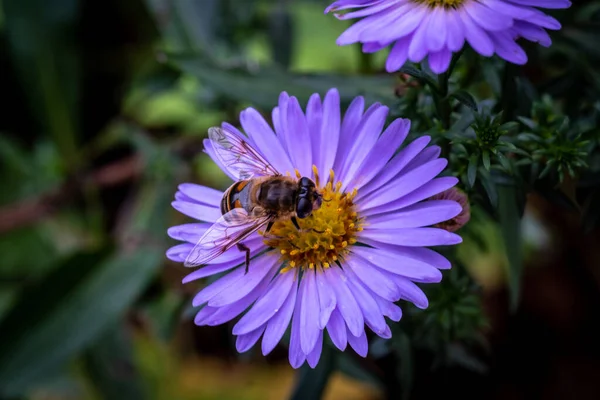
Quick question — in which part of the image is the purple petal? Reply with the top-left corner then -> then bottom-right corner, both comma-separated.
408,12 -> 432,62
337,15 -> 378,45
319,88 -> 341,174
176,235 -> 263,267
233,270 -> 296,335
240,107 -> 294,174
485,0 -> 536,19
526,8 -> 561,30
384,273 -> 429,309
356,136 -> 430,195
506,0 -> 571,9
306,331 -> 324,368
166,243 -> 193,262
378,325 -> 392,339
273,92 -> 292,155
347,118 -> 411,189
171,201 -> 221,222
360,158 -> 448,210
363,41 -> 389,53
336,96 -> 365,162
386,36 -> 411,72
460,9 -> 495,56
262,279 -> 298,355
371,292 -> 403,322
359,240 -> 452,270
182,260 -> 242,284
344,269 -> 388,336
491,32 -> 528,65
513,21 -> 551,47
192,266 -> 245,307
347,328 -> 368,357
326,0 -> 384,14
195,274 -> 272,326
300,271 -> 322,355
352,246 -> 442,283
307,93 -> 324,176
445,10 -> 465,52
208,255 -> 279,307
316,272 -> 336,329
426,7 -> 447,52
168,223 -> 210,244
286,97 -> 313,176
324,267 -> 364,337
465,1 -> 513,31
236,325 -> 265,353
177,184 -> 222,206
375,3 -> 427,44
334,0 -> 396,19
428,48 -> 453,74
344,255 -> 400,301
326,308 -> 348,351
360,227 -> 462,247
339,104 -> 389,187
203,139 -> 237,181
367,200 -> 462,229
362,176 -> 459,217
404,146 -> 442,171
200,236 -> 264,266
288,291 -> 306,368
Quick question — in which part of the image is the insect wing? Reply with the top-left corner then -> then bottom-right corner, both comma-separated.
208,126 -> 280,180
183,208 -> 270,268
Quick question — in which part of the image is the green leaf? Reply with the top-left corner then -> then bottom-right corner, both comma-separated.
168,54 -> 396,109
499,121 -> 519,133
517,117 -> 537,130
498,184 -> 524,310
399,64 -> 424,79
479,169 -> 498,209
3,0 -> 81,171
482,151 -> 491,171
496,152 -> 512,173
467,155 -> 478,188
289,344 -> 335,400
450,90 -> 478,111
83,324 -> 146,400
0,248 -> 162,397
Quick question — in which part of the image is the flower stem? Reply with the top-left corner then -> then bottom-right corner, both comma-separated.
434,51 -> 463,158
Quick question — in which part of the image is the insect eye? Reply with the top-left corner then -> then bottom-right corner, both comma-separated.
296,198 -> 312,218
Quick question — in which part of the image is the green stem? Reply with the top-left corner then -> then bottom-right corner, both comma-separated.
500,63 -> 518,122
434,51 -> 465,158
358,46 -> 373,74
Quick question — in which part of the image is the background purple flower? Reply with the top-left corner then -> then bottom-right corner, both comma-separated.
168,88 -> 463,368
326,0 -> 572,73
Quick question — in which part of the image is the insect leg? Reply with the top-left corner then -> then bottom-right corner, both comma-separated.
265,220 -> 274,233
291,216 -> 300,230
237,243 -> 251,274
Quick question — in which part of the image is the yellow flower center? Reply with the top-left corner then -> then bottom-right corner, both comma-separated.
262,167 -> 363,272
415,0 -> 465,8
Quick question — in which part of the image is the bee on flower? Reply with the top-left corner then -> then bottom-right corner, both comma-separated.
167,89 -> 463,368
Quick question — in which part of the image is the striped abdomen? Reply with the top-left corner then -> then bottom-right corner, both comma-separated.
220,180 -> 252,215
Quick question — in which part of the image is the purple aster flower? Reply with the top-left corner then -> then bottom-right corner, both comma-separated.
167,88 -> 463,368
326,0 -> 572,73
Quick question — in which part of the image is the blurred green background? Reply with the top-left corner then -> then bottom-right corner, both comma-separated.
1,0 -> 600,399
